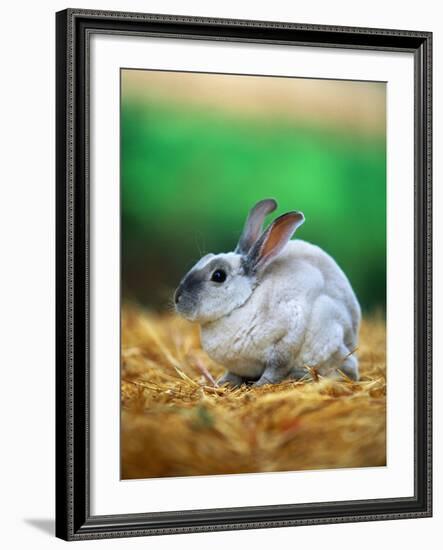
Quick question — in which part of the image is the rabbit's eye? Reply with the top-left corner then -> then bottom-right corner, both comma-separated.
211,269 -> 227,283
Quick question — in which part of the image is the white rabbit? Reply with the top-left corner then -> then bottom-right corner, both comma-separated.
174,199 -> 361,386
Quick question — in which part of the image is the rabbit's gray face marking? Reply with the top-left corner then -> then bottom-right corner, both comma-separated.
174,252 -> 254,323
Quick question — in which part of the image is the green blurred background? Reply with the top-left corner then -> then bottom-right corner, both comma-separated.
121,70 -> 386,313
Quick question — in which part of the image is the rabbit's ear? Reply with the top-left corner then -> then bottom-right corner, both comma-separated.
245,212 -> 304,272
235,198 -> 277,255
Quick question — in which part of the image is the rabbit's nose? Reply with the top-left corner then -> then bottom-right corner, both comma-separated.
174,286 -> 183,304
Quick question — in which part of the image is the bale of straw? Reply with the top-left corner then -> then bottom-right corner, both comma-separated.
121,306 -> 386,479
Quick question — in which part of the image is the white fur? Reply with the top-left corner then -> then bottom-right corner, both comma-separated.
184,253 -> 254,324
200,240 -> 361,380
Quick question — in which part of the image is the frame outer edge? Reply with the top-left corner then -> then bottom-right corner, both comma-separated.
55,8 -> 433,540
65,8 -> 431,38
424,31 -> 433,517
55,9 -> 69,542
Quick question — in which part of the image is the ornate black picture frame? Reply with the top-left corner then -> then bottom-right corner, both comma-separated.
55,8 -> 432,541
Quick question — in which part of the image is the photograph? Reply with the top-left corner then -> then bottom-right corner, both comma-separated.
120,69 -> 387,479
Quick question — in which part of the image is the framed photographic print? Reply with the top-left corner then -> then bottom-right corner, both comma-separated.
55,9 -> 432,540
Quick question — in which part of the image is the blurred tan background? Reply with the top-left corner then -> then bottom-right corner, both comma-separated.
124,70 -> 386,134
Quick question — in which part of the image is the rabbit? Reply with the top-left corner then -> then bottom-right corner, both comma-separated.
174,198 -> 361,387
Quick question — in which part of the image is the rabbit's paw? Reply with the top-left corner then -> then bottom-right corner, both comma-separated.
217,371 -> 246,388
253,361 -> 290,386
253,376 -> 273,387
340,353 -> 360,381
